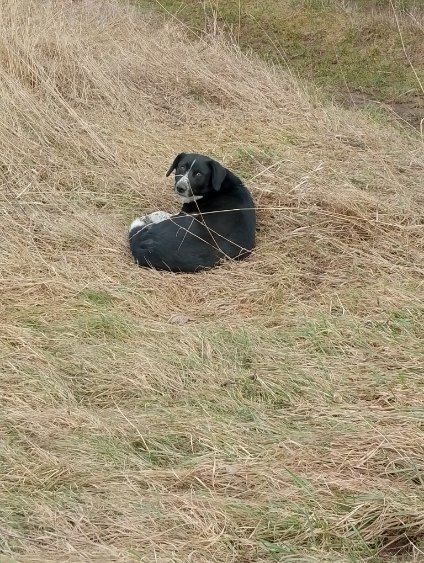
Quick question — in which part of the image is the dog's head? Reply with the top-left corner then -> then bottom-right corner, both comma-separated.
166,153 -> 227,203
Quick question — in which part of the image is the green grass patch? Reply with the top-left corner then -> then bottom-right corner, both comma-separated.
139,0 -> 423,124
74,312 -> 133,339
78,288 -> 116,307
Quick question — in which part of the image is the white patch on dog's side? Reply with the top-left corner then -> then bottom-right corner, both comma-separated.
129,217 -> 146,231
148,211 -> 171,223
130,211 -> 171,233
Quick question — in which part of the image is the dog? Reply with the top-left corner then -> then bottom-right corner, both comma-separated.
129,153 -> 256,272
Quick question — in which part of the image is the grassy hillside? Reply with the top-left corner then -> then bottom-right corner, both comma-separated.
1,0 -> 423,560
140,0 -> 424,128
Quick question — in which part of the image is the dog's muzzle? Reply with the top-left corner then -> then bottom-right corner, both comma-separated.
176,184 -> 187,195
175,176 -> 191,197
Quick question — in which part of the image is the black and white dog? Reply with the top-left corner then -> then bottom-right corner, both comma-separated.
129,153 -> 255,272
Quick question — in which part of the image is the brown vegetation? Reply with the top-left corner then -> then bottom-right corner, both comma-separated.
0,1 -> 423,560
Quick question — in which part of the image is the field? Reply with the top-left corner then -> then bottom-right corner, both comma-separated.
1,0 -> 423,561
142,0 -> 424,129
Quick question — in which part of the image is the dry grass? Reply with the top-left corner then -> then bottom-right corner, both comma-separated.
140,0 -> 424,129
0,0 -> 423,560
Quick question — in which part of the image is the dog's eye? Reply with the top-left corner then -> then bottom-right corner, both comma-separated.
195,172 -> 202,177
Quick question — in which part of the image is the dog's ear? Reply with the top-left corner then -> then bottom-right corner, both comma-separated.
166,153 -> 186,177
209,159 -> 226,191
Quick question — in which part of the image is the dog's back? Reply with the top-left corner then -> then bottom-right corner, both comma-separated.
181,171 -> 255,261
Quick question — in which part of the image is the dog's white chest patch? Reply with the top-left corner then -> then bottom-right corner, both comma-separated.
178,195 -> 203,204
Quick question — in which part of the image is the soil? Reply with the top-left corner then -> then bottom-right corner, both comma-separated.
342,90 -> 423,131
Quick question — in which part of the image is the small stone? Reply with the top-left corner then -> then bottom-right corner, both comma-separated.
169,314 -> 192,325
332,392 -> 343,404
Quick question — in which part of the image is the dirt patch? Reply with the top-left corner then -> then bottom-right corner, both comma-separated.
341,90 -> 423,130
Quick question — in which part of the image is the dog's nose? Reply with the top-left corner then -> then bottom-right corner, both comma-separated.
176,185 -> 185,194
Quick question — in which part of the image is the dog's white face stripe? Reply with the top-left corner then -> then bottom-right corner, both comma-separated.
175,159 -> 197,196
